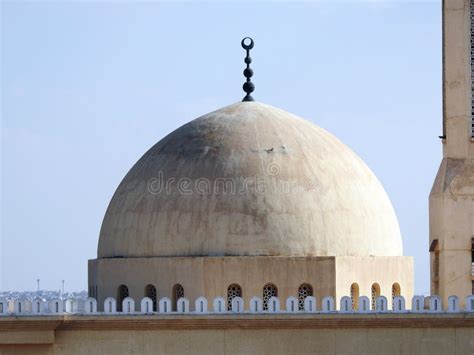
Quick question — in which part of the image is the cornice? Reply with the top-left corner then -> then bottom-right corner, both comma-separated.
1,314 -> 473,331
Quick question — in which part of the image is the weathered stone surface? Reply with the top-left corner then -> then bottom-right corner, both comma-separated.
1,315 -> 473,355
98,101 -> 402,259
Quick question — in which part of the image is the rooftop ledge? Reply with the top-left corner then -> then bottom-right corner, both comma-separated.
1,314 -> 474,332
3,294 -> 474,316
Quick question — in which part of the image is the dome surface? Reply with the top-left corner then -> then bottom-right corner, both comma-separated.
98,102 -> 402,258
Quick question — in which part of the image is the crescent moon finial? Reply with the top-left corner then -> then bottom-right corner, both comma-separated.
241,37 -> 255,102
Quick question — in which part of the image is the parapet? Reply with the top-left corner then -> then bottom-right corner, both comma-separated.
0,294 -> 473,316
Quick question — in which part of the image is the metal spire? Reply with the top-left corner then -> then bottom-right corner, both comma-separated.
241,37 -> 255,102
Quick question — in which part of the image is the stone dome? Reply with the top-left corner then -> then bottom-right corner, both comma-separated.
98,102 -> 403,258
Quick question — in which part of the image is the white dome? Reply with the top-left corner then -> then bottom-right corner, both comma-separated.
98,102 -> 403,258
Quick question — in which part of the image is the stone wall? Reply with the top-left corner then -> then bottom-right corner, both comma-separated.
89,256 -> 413,311
1,315 -> 473,355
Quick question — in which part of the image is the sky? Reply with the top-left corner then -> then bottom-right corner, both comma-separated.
1,1 -> 441,295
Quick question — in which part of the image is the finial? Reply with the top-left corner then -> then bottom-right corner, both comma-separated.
241,37 -> 255,102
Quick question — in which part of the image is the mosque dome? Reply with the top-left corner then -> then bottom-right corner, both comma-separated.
98,101 -> 403,258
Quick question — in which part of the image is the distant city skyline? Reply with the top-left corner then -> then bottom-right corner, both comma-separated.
2,1 -> 441,293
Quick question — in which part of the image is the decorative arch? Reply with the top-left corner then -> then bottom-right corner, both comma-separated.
391,283 -> 401,303
227,284 -> 242,311
371,283 -> 381,310
172,284 -> 184,311
350,283 -> 359,310
263,283 -> 278,311
144,284 -> 157,311
297,283 -> 313,310
117,285 -> 129,312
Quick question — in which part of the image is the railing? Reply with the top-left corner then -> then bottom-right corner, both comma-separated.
0,294 -> 473,317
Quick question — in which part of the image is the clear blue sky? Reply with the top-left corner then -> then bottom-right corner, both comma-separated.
1,1 -> 441,294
